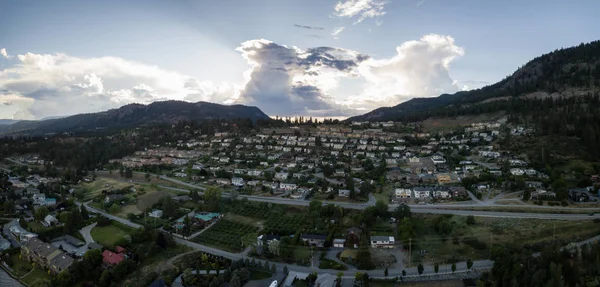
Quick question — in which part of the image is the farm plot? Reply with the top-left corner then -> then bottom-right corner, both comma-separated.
194,219 -> 259,252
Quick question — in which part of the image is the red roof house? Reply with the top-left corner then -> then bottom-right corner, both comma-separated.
102,250 -> 125,266
115,246 -> 127,254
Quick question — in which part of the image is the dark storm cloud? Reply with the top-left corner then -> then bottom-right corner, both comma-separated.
294,24 -> 325,30
236,39 -> 368,116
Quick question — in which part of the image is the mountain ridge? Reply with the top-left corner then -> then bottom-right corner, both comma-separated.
349,39 -> 600,122
0,100 -> 270,135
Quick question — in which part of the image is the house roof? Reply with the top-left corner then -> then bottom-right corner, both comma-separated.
116,246 -> 126,253
25,237 -> 59,258
300,234 -> 327,240
371,236 -> 395,242
102,250 -> 125,265
49,253 -> 74,271
44,214 -> 57,222
333,239 -> 346,243
51,235 -> 84,247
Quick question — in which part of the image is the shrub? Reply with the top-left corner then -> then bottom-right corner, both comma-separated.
463,237 -> 487,250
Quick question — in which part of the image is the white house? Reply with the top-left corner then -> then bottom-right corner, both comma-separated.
395,188 -> 412,199
32,193 -> 46,205
431,155 -> 446,164
149,209 -> 163,218
333,239 -> 346,248
43,215 -> 58,227
174,172 -> 187,178
371,236 -> 395,248
434,189 -> 451,199
266,182 -> 279,190
275,173 -> 288,180
338,189 -> 351,197
413,187 -> 431,199
510,168 -> 525,176
232,177 -> 245,186
280,183 -> 297,191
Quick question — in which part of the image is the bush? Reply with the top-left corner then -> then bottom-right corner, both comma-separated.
318,258 -> 348,270
560,200 -> 569,207
463,237 -> 487,250
466,215 -> 476,225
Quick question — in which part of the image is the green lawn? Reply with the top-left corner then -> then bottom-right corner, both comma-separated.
8,254 -> 33,277
27,221 -> 49,233
249,269 -> 273,280
21,268 -> 53,285
90,224 -> 132,246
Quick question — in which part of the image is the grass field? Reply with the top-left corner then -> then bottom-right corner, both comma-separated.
410,215 -> 600,265
8,254 -> 33,277
21,268 -> 53,285
90,224 -> 132,247
77,177 -> 133,200
79,176 -> 174,218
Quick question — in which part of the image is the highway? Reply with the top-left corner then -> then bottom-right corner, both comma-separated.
97,172 -> 600,220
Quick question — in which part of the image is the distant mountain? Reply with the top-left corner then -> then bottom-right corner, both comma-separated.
0,101 -> 270,135
0,119 -> 19,125
349,40 -> 600,122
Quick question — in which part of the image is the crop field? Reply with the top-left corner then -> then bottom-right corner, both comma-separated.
194,219 -> 259,252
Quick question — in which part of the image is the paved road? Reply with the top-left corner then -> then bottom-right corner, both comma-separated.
95,173 -> 600,221
79,222 -> 97,244
76,201 -> 142,229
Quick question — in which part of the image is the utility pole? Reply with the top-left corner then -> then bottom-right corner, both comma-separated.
408,238 -> 412,268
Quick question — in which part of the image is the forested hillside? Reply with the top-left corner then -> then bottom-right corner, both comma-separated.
350,40 -> 600,121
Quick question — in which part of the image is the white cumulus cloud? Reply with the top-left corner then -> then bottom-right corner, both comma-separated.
331,27 -> 346,39
0,34 -> 467,119
334,0 -> 387,24
0,48 -> 11,59
0,52 -> 240,119
354,34 -> 465,106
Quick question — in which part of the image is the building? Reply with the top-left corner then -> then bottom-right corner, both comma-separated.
394,188 -> 412,199
300,234 -> 327,247
371,236 -> 395,248
333,238 -> 346,248
43,214 -> 58,227
280,183 -> 297,191
21,237 -> 74,274
102,250 -> 125,267
338,189 -> 351,197
232,177 -> 245,186
149,209 -> 163,219
257,234 -> 281,246
0,235 -> 10,251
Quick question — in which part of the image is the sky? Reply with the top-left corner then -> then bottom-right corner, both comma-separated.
0,0 -> 599,120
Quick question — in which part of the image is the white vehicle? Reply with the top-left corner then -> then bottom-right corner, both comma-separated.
269,281 -> 278,287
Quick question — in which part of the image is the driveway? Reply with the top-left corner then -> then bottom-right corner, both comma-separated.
79,222 -> 97,244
